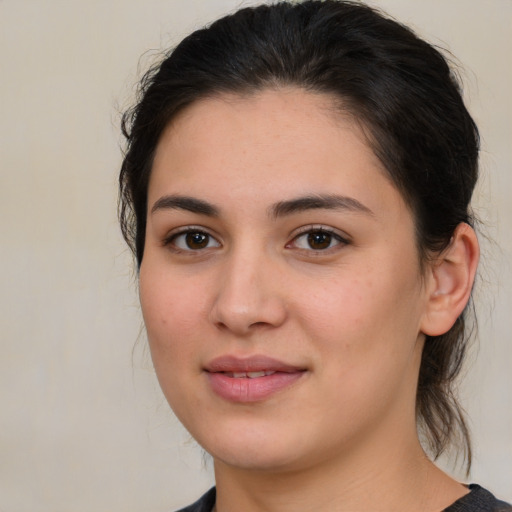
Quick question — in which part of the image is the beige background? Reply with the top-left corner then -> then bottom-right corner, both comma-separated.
0,1 -> 510,510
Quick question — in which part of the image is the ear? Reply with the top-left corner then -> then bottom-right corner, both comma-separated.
420,223 -> 480,337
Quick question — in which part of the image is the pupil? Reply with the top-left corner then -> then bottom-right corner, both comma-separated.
308,231 -> 331,250
186,232 -> 208,249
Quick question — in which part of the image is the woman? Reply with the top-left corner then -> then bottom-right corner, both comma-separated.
119,1 -> 510,510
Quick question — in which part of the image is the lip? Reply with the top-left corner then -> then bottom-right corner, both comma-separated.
204,355 -> 306,403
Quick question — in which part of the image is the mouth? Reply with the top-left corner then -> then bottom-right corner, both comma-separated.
221,370 -> 278,378
204,355 -> 306,403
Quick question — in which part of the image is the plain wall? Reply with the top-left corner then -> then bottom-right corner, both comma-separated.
0,1 -> 510,510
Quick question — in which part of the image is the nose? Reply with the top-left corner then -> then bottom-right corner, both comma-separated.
209,249 -> 287,336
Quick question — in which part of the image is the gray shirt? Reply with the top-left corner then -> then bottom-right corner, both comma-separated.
176,484 -> 511,512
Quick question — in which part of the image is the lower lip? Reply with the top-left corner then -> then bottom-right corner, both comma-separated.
206,371 -> 305,403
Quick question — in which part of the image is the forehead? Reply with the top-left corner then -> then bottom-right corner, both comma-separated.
149,88 -> 404,219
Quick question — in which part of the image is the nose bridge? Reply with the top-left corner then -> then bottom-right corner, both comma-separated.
210,239 -> 286,334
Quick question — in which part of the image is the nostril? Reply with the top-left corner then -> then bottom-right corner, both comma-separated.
213,320 -> 271,332
249,321 -> 269,328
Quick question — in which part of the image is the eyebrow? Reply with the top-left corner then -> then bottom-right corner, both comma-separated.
270,194 -> 374,218
150,193 -> 373,218
151,195 -> 220,217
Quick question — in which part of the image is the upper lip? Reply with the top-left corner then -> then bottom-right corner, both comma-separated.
205,355 -> 305,373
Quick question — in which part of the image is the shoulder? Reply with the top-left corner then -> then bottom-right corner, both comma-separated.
173,485 -> 512,512
444,484 -> 512,512
174,487 -> 216,512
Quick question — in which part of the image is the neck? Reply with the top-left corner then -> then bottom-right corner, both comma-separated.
213,427 -> 467,512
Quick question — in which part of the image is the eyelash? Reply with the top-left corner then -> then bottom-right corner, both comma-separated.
287,226 -> 350,253
163,227 -> 220,253
162,225 -> 350,254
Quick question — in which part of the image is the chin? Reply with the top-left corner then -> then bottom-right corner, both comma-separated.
209,442 -> 303,473
191,421 -> 308,473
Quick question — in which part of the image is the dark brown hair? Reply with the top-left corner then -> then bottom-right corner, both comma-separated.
119,0 -> 479,469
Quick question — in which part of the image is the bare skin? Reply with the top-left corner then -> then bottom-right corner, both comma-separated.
140,88 -> 478,511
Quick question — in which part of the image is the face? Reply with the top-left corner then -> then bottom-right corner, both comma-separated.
140,89 -> 432,473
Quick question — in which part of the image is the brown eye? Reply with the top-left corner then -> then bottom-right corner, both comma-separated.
290,228 -> 347,252
185,232 -> 209,249
307,231 -> 332,250
168,230 -> 221,251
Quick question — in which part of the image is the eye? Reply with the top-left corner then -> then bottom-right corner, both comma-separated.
289,228 -> 347,251
165,229 -> 221,251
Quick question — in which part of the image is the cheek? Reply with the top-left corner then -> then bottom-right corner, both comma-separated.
297,270 -> 424,426
295,272 -> 375,336
296,264 -> 424,365
139,265 -> 205,372
139,268 -> 206,412
140,259 -> 207,331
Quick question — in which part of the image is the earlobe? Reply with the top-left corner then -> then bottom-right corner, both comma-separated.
420,223 -> 480,337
